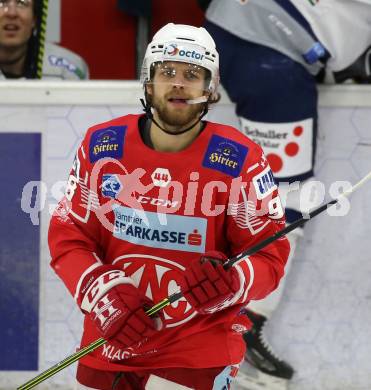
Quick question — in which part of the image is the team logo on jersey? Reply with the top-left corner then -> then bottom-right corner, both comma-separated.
113,206 -> 206,253
101,174 -> 123,199
113,254 -> 197,328
89,126 -> 126,163
202,135 -> 248,177
151,168 -> 171,187
252,166 -> 277,200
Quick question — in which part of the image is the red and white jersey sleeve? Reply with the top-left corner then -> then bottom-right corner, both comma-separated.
48,129 -> 104,299
225,143 -> 290,306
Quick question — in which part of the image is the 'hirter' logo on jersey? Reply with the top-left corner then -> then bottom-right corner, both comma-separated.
253,166 -> 277,200
202,135 -> 248,177
89,126 -> 126,163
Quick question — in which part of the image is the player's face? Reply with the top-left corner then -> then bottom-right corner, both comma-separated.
0,0 -> 35,49
148,61 -> 209,130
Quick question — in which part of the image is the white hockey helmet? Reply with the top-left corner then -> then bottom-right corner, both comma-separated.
141,23 -> 220,95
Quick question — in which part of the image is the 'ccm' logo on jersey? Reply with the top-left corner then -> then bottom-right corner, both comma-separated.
253,166 -> 277,199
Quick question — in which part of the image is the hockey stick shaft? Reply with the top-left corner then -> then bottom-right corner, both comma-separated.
17,299 -> 182,390
18,171 -> 371,389
225,170 -> 371,268
17,338 -> 106,390
36,0 -> 48,79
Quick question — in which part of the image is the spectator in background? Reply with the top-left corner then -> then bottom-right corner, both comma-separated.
0,0 -> 89,79
198,0 -> 371,389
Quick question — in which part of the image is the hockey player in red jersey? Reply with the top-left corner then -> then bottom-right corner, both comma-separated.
48,23 -> 290,390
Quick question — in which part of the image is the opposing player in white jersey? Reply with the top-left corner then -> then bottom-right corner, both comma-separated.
199,0 -> 371,388
0,0 -> 89,79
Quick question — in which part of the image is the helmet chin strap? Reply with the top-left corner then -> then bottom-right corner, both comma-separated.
140,97 -> 209,136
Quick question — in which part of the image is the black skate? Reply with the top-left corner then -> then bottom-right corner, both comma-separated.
233,310 -> 294,390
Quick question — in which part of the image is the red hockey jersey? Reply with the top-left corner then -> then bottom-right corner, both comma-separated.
48,114 -> 290,372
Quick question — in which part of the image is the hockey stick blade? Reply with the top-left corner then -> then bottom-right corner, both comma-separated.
18,170 -> 371,389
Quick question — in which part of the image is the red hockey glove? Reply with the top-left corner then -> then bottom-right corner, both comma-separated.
78,265 -> 161,348
179,251 -> 245,314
